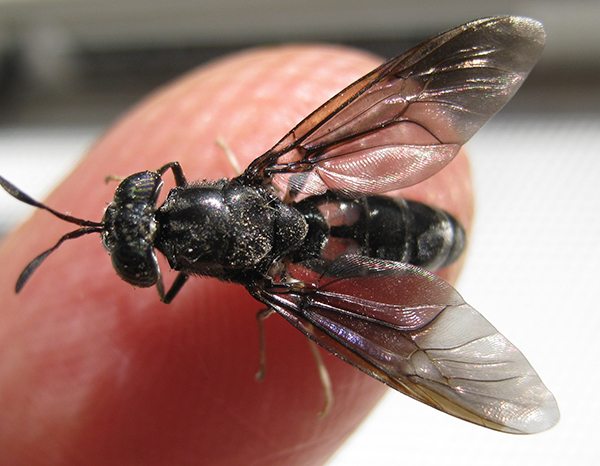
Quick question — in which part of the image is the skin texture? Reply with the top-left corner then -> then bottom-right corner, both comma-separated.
0,45 -> 473,466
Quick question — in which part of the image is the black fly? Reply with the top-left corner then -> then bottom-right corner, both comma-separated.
0,17 -> 558,434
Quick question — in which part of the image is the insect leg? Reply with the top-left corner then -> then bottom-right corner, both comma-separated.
157,162 -> 188,187
306,338 -> 333,416
254,299 -> 334,416
104,174 -> 124,183
216,137 -> 243,176
161,272 -> 189,304
255,307 -> 275,381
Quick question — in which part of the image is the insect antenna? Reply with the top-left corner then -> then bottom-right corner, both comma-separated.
16,226 -> 103,292
0,176 -> 102,228
0,175 -> 104,292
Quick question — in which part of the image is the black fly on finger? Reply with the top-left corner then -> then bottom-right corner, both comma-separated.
1,16 -> 558,434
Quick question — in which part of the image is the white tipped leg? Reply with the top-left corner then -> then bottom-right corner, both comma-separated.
307,338 -> 334,417
254,307 -> 334,416
216,137 -> 243,176
255,308 -> 275,381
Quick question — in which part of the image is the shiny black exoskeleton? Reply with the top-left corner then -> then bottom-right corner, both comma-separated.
100,162 -> 464,303
154,176 -> 306,287
291,192 -> 465,273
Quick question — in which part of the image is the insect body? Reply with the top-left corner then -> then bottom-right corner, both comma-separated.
0,16 -> 558,434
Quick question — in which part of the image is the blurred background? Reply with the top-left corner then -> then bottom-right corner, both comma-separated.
0,1 -> 598,465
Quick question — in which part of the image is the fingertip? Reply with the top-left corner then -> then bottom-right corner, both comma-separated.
0,44 -> 474,465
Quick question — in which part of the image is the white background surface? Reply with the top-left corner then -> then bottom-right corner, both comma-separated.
1,114 -> 598,465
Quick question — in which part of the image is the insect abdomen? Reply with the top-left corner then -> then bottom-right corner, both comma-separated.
293,193 -> 465,272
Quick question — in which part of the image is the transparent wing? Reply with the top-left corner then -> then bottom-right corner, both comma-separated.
254,256 -> 559,434
244,16 -> 546,198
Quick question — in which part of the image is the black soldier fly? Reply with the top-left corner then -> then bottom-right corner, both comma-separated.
0,16 -> 558,434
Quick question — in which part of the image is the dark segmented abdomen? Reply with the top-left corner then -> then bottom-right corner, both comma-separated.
293,192 -> 465,272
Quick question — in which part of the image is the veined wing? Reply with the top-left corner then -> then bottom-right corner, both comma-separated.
244,16 -> 546,198
254,256 -> 559,434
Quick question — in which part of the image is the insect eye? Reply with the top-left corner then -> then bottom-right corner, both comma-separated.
110,245 -> 159,288
114,171 -> 163,206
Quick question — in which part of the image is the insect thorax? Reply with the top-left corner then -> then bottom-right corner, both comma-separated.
154,180 -> 308,283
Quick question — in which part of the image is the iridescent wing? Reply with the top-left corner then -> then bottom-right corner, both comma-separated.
244,16 -> 546,199
253,256 -> 559,434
